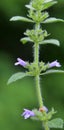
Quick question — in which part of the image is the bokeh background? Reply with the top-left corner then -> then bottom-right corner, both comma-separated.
0,0 -> 64,130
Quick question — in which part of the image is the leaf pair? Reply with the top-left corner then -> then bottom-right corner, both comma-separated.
7,69 -> 64,84
21,37 -> 60,46
10,16 -> 64,24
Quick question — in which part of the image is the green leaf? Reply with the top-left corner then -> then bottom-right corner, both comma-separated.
7,72 -> 28,84
48,118 -> 63,128
41,69 -> 64,76
43,1 -> 57,10
39,39 -> 60,46
20,37 -> 33,44
43,17 -> 64,23
47,108 -> 57,120
25,4 -> 35,10
10,16 -> 34,23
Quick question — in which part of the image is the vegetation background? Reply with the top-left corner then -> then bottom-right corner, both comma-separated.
0,0 -> 64,130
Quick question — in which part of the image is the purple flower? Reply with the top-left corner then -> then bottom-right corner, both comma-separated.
49,60 -> 61,68
21,109 -> 35,119
39,106 -> 48,112
14,58 -> 27,67
42,106 -> 48,112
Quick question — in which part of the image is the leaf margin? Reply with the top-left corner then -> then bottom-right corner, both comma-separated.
7,72 -> 29,84
39,39 -> 60,46
48,118 -> 63,128
10,16 -> 34,23
41,69 -> 64,76
43,17 -> 64,24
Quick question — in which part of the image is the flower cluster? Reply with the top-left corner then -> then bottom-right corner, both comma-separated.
15,58 -> 61,70
22,106 -> 48,119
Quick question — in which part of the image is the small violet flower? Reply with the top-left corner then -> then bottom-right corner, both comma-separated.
39,106 -> 48,112
21,109 -> 35,119
49,60 -> 61,68
14,58 -> 27,67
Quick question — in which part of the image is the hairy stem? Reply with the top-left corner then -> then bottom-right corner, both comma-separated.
34,23 -> 50,130
43,122 -> 50,130
34,42 -> 43,107
35,75 -> 43,107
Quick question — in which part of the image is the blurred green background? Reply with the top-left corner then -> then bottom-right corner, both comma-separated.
0,0 -> 64,130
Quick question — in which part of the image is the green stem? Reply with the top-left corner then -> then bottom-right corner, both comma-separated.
35,75 -> 43,107
43,122 -> 50,130
34,42 -> 43,107
34,23 -> 50,130
34,43 -> 39,65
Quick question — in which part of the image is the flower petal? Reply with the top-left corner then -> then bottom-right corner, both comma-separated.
21,109 -> 35,119
14,58 -> 27,67
49,60 -> 61,68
